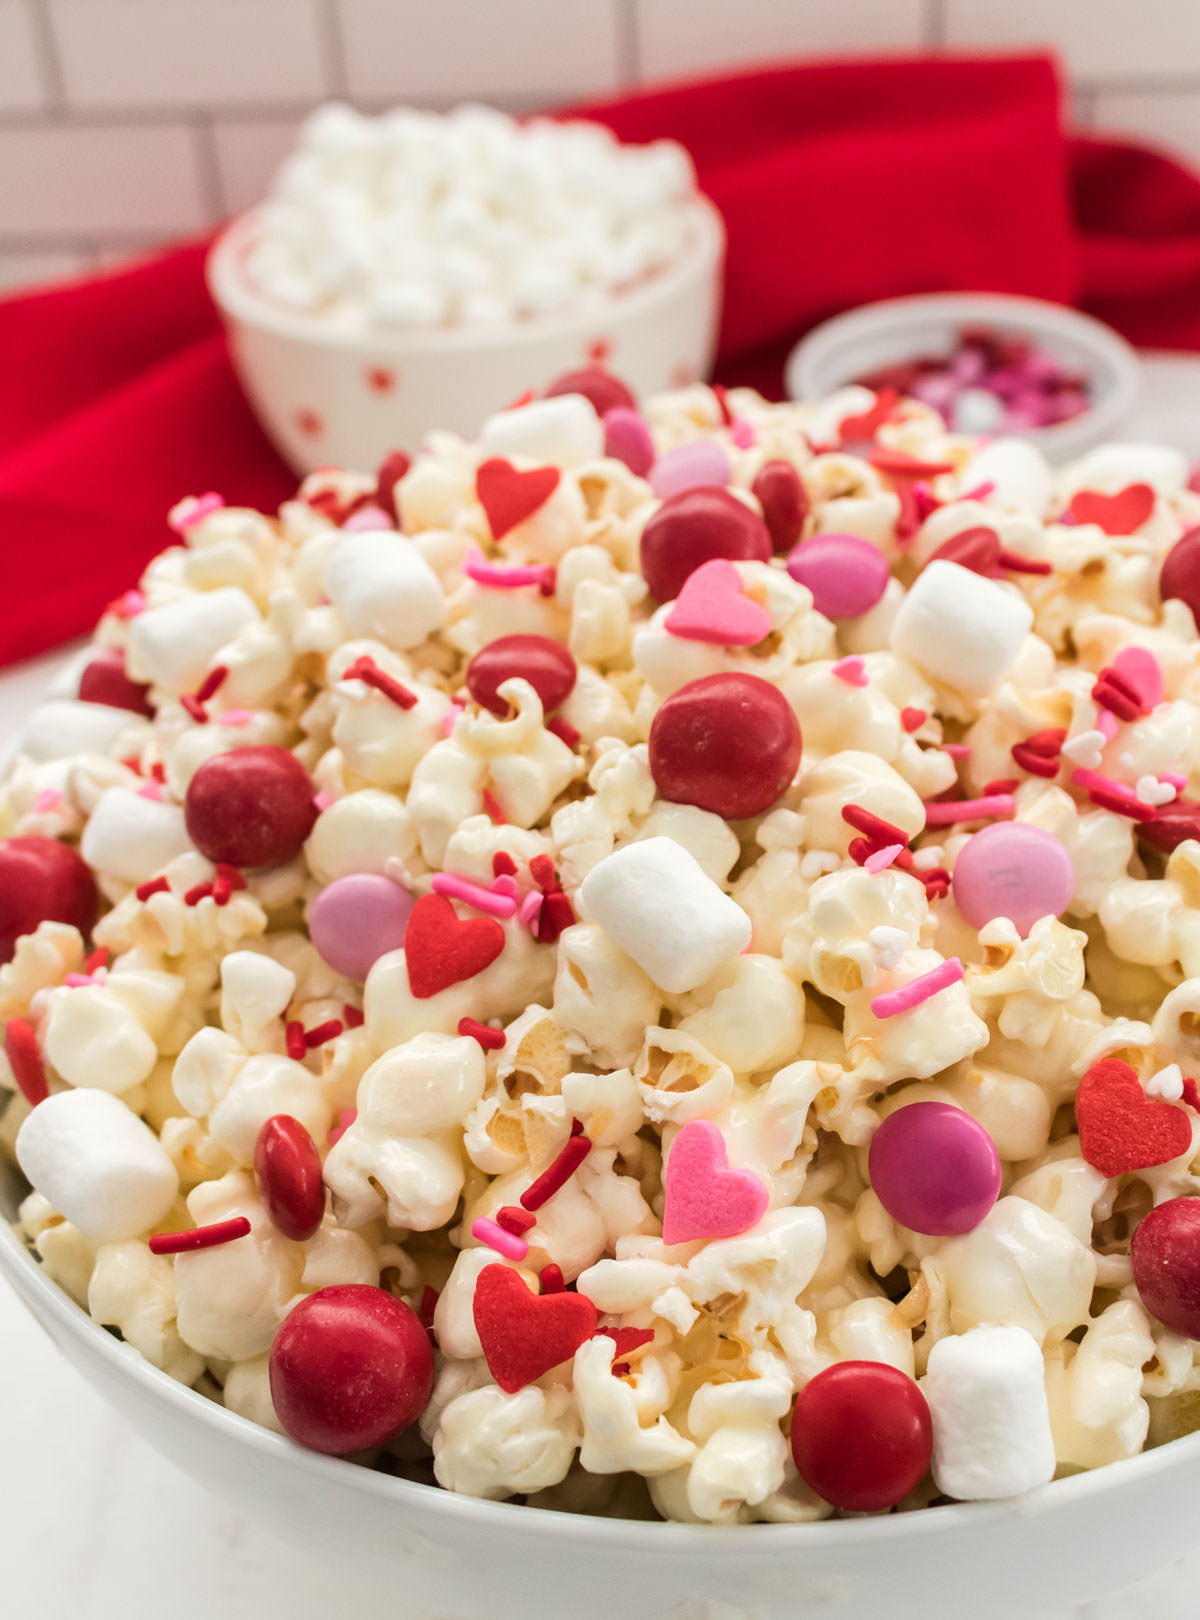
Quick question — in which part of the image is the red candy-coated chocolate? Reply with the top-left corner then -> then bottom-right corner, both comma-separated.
544,366 -> 636,417
255,1114 -> 326,1242
0,836 -> 99,963
752,460 -> 808,553
648,672 -> 802,820
790,1361 -> 933,1512
184,745 -> 317,868
1160,526 -> 1200,630
1132,1197 -> 1200,1340
269,1284 -> 434,1454
77,646 -> 155,717
639,487 -> 772,602
466,634 -> 577,717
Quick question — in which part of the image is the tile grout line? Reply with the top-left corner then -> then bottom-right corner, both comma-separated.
923,0 -> 946,52
26,0 -> 66,111
190,112 -> 226,224
616,0 -> 641,86
316,0 -> 348,98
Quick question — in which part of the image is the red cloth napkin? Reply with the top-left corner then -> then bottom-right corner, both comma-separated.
3,52 -> 1200,668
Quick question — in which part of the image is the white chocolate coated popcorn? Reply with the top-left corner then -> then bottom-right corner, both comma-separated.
12,376 -> 1200,1524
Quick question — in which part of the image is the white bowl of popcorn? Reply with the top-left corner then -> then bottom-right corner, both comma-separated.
8,376 -> 1200,1619
207,104 -> 725,475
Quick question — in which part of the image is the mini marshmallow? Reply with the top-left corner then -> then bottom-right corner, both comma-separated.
16,1089 -> 179,1243
959,438 -> 1053,515
127,586 -> 259,694
479,396 -> 603,469
924,1324 -> 1057,1500
22,700 -> 147,763
890,561 -> 1033,696
323,533 -> 446,649
79,789 -> 193,883
578,835 -> 751,993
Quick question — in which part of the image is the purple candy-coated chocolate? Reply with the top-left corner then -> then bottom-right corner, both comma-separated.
603,407 -> 655,478
785,533 -> 891,620
648,441 -> 730,501
869,1101 -> 1002,1237
308,873 -> 415,981
951,820 -> 1075,938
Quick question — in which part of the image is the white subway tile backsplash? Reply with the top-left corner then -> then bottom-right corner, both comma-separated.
943,0 -> 1200,83
1089,89 -> 1200,169
211,117 -> 304,215
0,0 -> 48,111
0,124 -> 209,235
338,0 -> 623,102
47,0 -> 329,110
635,0 -> 927,82
0,248 -> 92,293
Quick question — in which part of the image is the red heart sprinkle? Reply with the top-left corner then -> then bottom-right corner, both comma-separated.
1075,1057 -> 1192,1177
404,893 -> 505,1000
596,1325 -> 654,1371
1067,484 -> 1155,536
476,458 -> 560,541
473,1264 -> 598,1392
838,386 -> 899,445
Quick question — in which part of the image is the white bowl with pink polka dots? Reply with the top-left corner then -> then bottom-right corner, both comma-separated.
207,199 -> 725,477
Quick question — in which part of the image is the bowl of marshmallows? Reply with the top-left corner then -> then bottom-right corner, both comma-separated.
207,103 -> 725,474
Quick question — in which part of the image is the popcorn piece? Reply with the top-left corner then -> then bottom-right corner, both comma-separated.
925,1324 -> 1057,1500
578,836 -> 751,993
16,1089 -> 179,1243
890,561 -> 1034,697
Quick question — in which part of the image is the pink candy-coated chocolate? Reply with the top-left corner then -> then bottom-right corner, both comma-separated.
648,440 -> 730,500
868,1101 -> 1002,1236
603,407 -> 655,477
308,872 -> 415,980
952,820 -> 1075,937
342,504 -> 393,532
785,533 -> 891,619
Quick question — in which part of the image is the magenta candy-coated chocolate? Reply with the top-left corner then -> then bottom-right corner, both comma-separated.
868,1101 -> 1002,1237
785,533 -> 891,619
951,820 -> 1074,937
603,407 -> 655,477
309,872 -> 415,980
648,440 -> 730,500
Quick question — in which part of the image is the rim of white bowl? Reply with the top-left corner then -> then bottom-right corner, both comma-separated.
785,292 -> 1141,458
206,195 -> 726,354
3,1205 -> 1200,1552
5,635 -> 1200,1553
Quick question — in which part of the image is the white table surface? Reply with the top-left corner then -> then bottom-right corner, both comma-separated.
7,355 -> 1200,1617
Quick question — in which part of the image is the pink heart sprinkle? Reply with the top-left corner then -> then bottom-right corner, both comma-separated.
663,558 -> 770,647
832,655 -> 869,687
1112,646 -> 1165,712
661,1119 -> 770,1246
